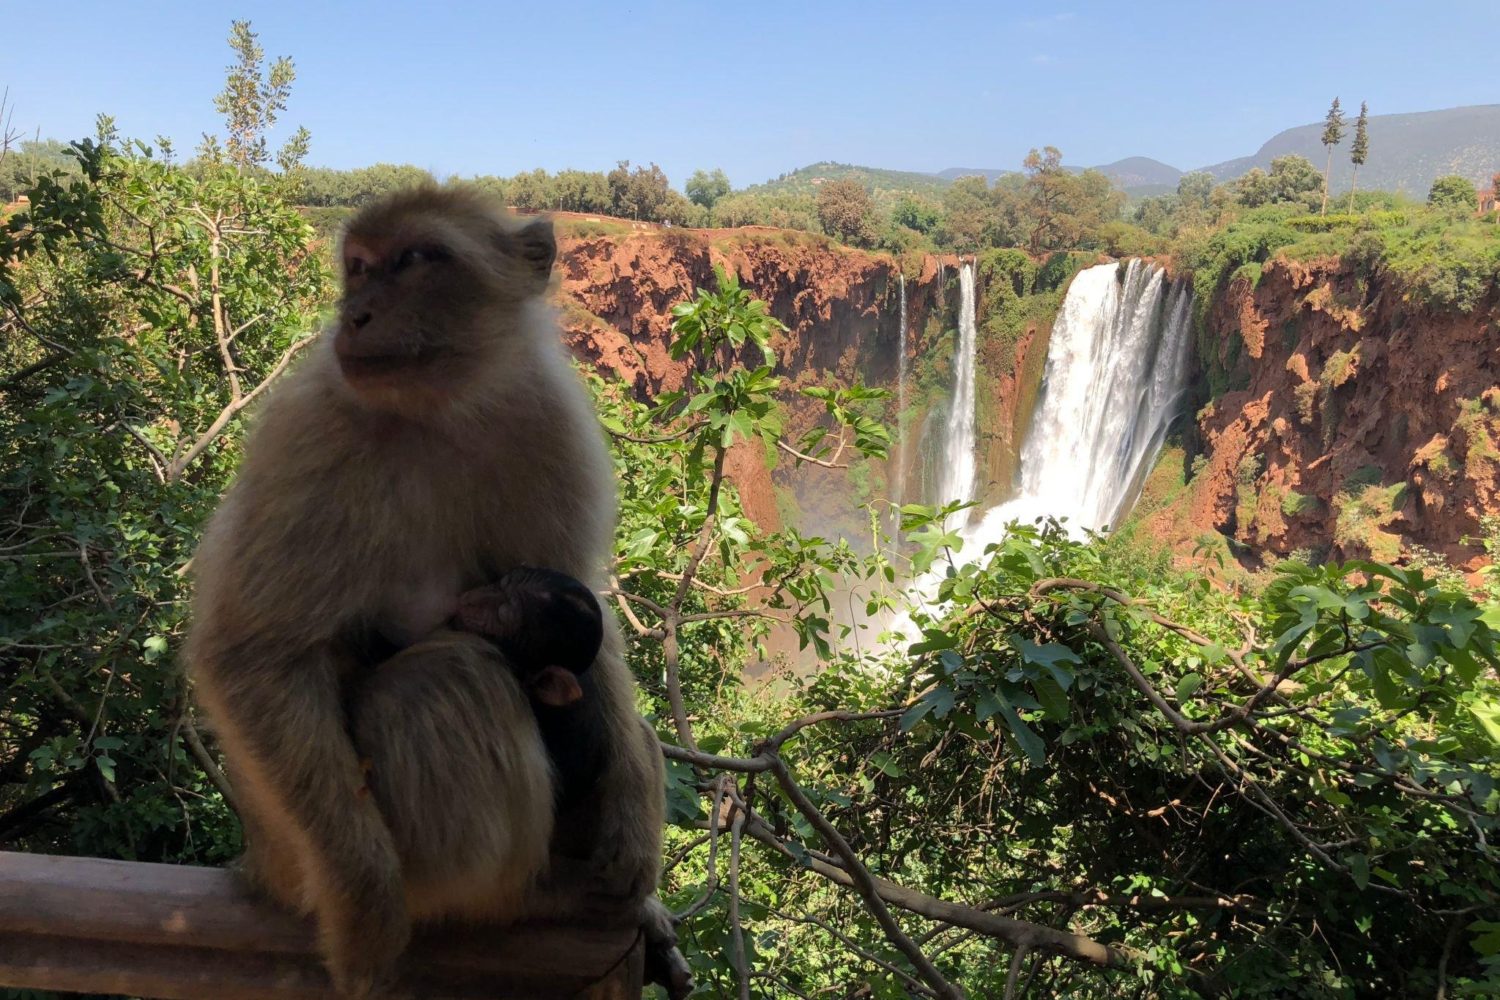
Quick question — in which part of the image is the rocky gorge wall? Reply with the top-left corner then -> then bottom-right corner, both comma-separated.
550,227 -> 1051,538
1146,257 -> 1500,575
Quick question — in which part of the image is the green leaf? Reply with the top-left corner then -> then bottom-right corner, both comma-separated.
996,702 -> 1046,765
1468,699 -> 1500,745
900,700 -> 935,733
1347,852 -> 1370,891
1175,673 -> 1203,703
142,634 -> 169,662
1033,675 -> 1070,720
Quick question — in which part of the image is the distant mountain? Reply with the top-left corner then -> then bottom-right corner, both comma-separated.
1200,104 -> 1500,195
741,162 -> 948,208
756,105 -> 1500,204
935,157 -> 1182,190
1091,157 -> 1183,189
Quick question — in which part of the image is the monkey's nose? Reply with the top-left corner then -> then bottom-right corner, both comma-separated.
351,312 -> 373,330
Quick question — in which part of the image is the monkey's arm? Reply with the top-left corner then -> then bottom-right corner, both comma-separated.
195,637 -> 410,997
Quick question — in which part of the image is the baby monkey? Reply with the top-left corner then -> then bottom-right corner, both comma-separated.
452,566 -> 602,708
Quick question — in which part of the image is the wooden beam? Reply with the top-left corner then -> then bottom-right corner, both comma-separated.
0,852 -> 642,999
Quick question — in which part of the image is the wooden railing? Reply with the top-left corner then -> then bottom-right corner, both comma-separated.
0,852 -> 642,999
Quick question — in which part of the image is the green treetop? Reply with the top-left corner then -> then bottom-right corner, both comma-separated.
1349,101 -> 1370,210
201,20 -> 309,173
685,168 -> 731,210
1320,96 -> 1346,215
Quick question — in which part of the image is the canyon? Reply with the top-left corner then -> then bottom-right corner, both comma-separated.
551,224 -> 1500,577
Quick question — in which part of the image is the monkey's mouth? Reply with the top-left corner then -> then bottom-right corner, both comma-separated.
337,346 -> 448,381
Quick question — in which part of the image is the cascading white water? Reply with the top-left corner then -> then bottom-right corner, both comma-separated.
893,275 -> 910,514
894,259 -> 1192,637
936,263 -> 978,510
962,259 -> 1192,547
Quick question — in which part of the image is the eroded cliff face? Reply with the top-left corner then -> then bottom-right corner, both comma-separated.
552,227 -> 963,533
1151,257 -> 1500,573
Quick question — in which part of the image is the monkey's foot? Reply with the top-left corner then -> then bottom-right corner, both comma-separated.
641,897 -> 693,1000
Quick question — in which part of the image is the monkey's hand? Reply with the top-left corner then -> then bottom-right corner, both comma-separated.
320,883 -> 412,999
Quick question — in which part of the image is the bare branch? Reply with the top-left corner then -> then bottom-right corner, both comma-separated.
776,438 -> 849,469
0,352 -> 69,390
120,425 -> 169,484
727,806 -> 1137,970
677,777 -> 728,921
165,335 -> 314,480
761,709 -> 905,754
606,418 -> 708,444
182,715 -> 238,814
1004,944 -> 1030,1000
727,795 -> 749,1000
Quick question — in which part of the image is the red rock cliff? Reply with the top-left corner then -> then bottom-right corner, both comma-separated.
552,227 -> 963,532
1159,257 -> 1500,572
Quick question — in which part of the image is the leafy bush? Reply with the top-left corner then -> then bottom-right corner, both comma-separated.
1429,174 -> 1479,212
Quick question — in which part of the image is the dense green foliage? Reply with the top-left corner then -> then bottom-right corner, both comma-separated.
1431,174 -> 1481,212
1,136 -> 329,865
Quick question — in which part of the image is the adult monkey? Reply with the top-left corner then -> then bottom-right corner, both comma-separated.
186,188 -> 684,997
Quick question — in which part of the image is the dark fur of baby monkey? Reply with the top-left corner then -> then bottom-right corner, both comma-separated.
453,567 -> 603,707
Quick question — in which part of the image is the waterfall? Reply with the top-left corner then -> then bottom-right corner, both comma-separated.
964,259 -> 1193,546
936,262 -> 978,511
894,259 -> 1192,637
894,275 -> 909,513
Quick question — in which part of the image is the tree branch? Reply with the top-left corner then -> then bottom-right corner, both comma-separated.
182,716 -> 238,814
769,755 -> 965,1000
776,438 -> 849,469
165,335 -> 313,481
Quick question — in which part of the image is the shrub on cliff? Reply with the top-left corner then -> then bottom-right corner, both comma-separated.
816,177 -> 878,247
1429,173 -> 1480,212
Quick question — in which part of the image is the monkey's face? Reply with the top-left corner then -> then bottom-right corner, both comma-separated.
334,194 -> 556,413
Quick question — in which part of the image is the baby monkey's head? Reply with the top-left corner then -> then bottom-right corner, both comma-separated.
334,186 -> 556,412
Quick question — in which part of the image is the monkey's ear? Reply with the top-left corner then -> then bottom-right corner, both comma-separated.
498,218 -> 556,292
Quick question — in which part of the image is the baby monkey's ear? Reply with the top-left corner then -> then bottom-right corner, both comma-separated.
530,664 -> 584,706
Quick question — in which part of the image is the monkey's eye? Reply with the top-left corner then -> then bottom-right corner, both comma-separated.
345,257 -> 367,277
394,246 -> 450,272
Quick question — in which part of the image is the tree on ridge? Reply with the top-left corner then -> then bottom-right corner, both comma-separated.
815,178 -> 876,247
685,168 -> 731,210
1348,101 -> 1369,211
1320,96 -> 1346,216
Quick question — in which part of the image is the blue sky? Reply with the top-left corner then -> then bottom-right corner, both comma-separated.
9,1 -> 1497,188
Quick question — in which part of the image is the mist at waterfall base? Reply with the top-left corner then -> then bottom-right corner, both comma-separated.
893,259 -> 1193,637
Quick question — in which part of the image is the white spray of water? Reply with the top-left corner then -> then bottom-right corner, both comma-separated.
964,260 -> 1192,543
894,259 -> 1192,635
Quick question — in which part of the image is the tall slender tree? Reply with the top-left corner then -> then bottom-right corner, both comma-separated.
199,20 -> 309,172
1320,97 -> 1346,215
1348,101 -> 1369,211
